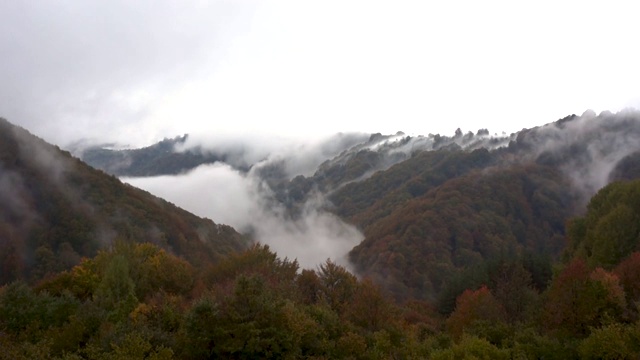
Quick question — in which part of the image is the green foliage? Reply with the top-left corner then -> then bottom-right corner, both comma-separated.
36,257 -> 101,300
568,180 -> 640,268
590,204 -> 639,267
0,281 -> 79,340
94,255 -> 138,321
508,327 -> 576,360
181,297 -> 220,358
429,335 -> 510,360
182,274 -> 303,359
218,275 -> 298,358
578,323 -> 640,359
106,242 -> 196,300
317,259 -> 359,313
5,231 -> 640,358
98,332 -> 174,360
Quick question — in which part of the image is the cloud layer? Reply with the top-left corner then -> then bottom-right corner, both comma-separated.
124,163 -> 363,269
2,1 -> 640,149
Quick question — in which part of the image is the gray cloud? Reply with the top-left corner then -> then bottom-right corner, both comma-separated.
124,162 -> 363,269
125,163 -> 259,229
0,1 -> 256,146
3,1 -> 639,153
177,132 -> 370,178
515,109 -> 640,201
12,125 -> 72,185
0,165 -> 34,227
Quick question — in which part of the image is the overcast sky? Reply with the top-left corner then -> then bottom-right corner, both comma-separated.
1,0 -> 639,148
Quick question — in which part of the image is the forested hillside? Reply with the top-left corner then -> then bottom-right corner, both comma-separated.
4,180 -> 640,358
277,111 -> 639,305
0,118 -> 247,285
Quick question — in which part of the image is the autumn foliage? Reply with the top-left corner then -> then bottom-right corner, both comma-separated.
446,285 -> 504,340
5,115 -> 640,357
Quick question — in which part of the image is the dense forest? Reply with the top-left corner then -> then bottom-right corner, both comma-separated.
4,179 -> 640,358
283,111 -> 640,308
3,111 -> 640,358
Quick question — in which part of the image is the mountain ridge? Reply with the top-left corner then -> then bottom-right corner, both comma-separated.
0,118 -> 247,285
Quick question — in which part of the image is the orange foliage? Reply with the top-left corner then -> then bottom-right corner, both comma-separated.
446,285 -> 504,340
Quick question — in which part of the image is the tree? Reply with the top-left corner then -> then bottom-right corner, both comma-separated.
567,180 -> 640,269
94,255 -> 138,321
446,285 -> 505,340
181,297 -> 221,359
344,279 -> 397,333
0,281 -> 79,342
99,332 -> 174,360
542,259 -> 624,337
578,323 -> 639,359
205,243 -> 298,297
492,262 -> 538,323
296,269 -> 323,305
614,252 -> 640,318
589,204 -> 639,268
204,275 -> 300,358
127,243 -> 195,300
317,260 -> 358,314
429,335 -> 510,360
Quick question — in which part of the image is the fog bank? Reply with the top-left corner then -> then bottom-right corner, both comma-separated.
124,163 -> 363,268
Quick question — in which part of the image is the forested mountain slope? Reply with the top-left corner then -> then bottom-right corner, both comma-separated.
347,162 -> 575,300
4,182 -> 640,358
300,110 -> 640,302
0,118 -> 247,284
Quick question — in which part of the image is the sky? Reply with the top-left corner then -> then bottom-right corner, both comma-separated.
2,1 -> 640,148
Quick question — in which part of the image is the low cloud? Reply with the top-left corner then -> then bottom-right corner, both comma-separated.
0,1 -> 257,147
0,165 -> 35,228
125,163 -> 258,229
517,109 -> 640,199
124,162 -> 363,268
176,132 -> 370,178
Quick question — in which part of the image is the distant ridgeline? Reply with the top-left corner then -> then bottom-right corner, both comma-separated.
79,134 -> 244,177
0,118 -> 247,285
